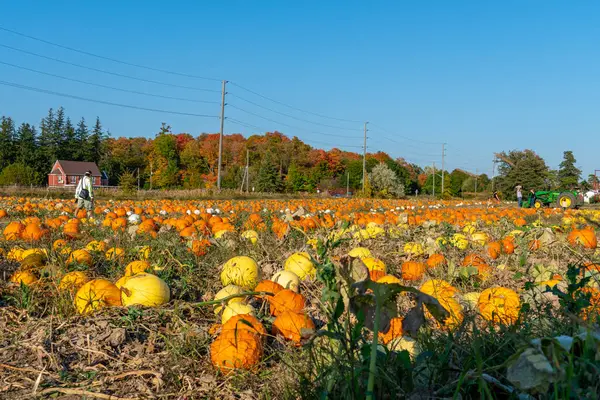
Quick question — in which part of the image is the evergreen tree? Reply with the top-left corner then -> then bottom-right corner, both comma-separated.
61,117 -> 76,160
38,108 -> 56,169
558,151 -> 581,189
15,123 -> 37,166
88,117 -> 106,163
0,116 -> 16,170
496,149 -> 550,197
74,117 -> 89,161
256,153 -> 281,192
52,107 -> 66,157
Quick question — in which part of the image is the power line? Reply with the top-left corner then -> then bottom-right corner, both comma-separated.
0,43 -> 220,93
0,80 -> 219,118
229,82 -> 362,124
370,133 -> 440,153
0,61 -> 219,104
228,104 -> 363,139
368,122 -> 444,145
0,25 -> 222,82
229,93 -> 362,131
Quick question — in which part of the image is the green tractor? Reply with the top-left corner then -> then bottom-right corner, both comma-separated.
524,190 -> 584,209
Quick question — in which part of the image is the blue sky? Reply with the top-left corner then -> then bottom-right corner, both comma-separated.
1,1 -> 599,178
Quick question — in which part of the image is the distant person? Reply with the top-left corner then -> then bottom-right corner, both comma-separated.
529,189 -> 536,208
493,191 -> 500,202
516,185 -> 523,207
75,170 -> 94,218
415,189 -> 419,197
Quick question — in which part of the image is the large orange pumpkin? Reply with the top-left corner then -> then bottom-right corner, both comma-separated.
269,289 -> 305,316
568,228 -> 597,249
272,311 -> 315,344
210,330 -> 263,374
221,314 -> 267,337
3,221 -> 24,241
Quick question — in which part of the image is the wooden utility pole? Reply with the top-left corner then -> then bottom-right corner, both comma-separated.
362,122 -> 368,191
240,149 -> 249,193
217,80 -> 227,190
441,143 -> 446,195
432,162 -> 436,197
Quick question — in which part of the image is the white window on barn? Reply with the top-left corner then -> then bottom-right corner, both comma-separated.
58,176 -> 64,183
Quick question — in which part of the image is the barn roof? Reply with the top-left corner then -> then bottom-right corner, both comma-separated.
53,160 -> 102,176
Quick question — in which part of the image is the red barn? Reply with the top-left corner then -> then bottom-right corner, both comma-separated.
48,160 -> 109,187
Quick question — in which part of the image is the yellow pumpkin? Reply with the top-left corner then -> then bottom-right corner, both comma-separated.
59,271 -> 89,291
241,230 -> 259,244
10,270 -> 38,286
348,247 -> 372,259
403,242 -> 424,257
478,287 -> 521,325
75,279 -> 122,315
221,302 -> 255,325
120,273 -> 170,307
284,252 -> 316,280
271,270 -> 300,293
361,257 -> 386,273
214,284 -> 246,314
124,260 -> 151,276
221,256 -> 260,290
67,249 -> 93,267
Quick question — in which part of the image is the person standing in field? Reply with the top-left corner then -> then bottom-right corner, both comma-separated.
75,170 -> 94,218
515,185 -> 523,207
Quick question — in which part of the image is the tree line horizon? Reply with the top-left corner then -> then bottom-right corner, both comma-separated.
0,107 -> 596,198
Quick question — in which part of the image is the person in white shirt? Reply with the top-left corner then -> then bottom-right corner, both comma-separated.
75,170 -> 94,218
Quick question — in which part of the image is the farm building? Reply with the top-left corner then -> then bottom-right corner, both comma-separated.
48,160 -> 109,187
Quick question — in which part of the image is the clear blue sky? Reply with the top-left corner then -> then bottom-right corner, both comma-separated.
1,1 -> 599,178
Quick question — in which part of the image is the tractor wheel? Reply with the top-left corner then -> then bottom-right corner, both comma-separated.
534,200 -> 544,209
558,192 -> 576,209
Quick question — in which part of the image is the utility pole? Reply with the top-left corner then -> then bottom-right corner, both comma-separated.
217,80 -> 227,190
346,172 -> 350,197
137,167 -> 140,191
492,158 -> 497,192
362,122 -> 368,191
441,143 -> 446,196
432,162 -> 436,197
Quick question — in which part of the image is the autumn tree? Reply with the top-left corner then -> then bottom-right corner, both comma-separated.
558,151 -> 581,189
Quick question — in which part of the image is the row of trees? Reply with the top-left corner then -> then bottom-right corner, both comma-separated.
1,107 -> 594,198
0,108 -> 425,195
494,149 -> 597,198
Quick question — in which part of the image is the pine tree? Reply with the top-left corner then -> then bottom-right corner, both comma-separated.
52,107 -> 66,157
0,116 -> 16,170
15,123 -> 37,166
558,151 -> 581,189
61,117 -> 76,160
74,117 -> 89,161
87,117 -> 105,163
38,108 -> 56,169
256,153 -> 281,192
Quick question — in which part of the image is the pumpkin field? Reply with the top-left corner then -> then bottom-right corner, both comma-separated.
1,196 -> 600,399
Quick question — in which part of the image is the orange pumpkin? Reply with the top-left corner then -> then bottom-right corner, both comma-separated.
272,311 -> 315,344
210,330 -> 263,374
3,221 -> 24,241
486,241 -> 501,259
426,253 -> 446,269
378,317 -> 403,344
254,280 -> 284,300
269,289 -> 305,316
401,261 -> 426,281
221,314 -> 267,337
568,228 -> 597,249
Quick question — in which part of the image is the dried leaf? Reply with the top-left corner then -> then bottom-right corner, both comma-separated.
506,348 -> 556,392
